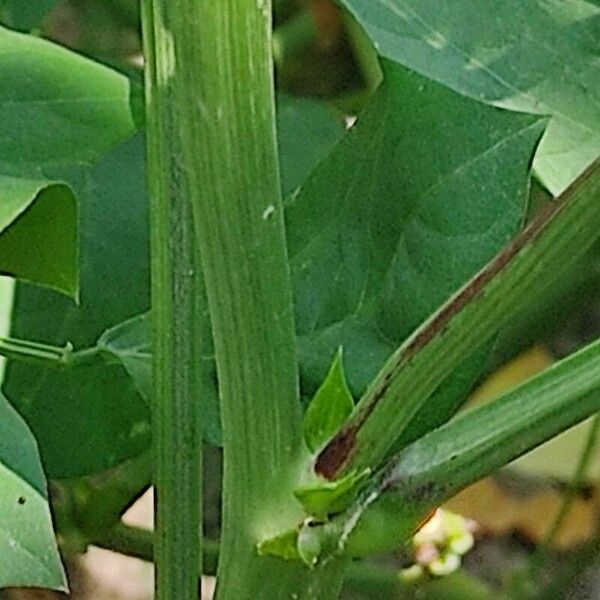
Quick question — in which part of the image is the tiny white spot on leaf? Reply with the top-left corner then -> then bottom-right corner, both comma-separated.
262,204 -> 275,220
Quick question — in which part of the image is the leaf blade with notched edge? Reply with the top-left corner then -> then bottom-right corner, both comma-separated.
288,60 -> 546,452
0,392 -> 66,590
5,136 -> 151,478
340,0 -> 600,195
303,348 -> 354,453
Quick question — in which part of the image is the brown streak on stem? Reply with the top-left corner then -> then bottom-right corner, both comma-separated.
314,426 -> 358,479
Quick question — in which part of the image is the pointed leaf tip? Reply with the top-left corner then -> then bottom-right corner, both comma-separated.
303,348 -> 354,453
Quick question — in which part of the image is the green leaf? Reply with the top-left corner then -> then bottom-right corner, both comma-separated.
0,0 -> 59,30
0,25 -> 135,167
289,61 -> 545,449
303,348 -> 354,453
98,313 -> 153,402
5,136 -> 151,478
0,392 -> 66,589
257,528 -> 301,562
0,176 -> 77,297
277,95 -> 345,197
294,468 -> 371,518
0,25 -> 136,294
98,311 -> 221,445
340,0 -> 600,195
343,337 -> 600,558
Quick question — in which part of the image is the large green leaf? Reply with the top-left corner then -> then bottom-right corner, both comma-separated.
0,0 -> 59,30
0,391 -> 66,589
288,61 -> 545,448
0,25 -> 136,295
4,66 -> 541,480
5,135 -> 151,478
340,0 -> 600,195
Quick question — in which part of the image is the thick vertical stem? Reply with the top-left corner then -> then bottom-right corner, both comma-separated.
141,3 -> 203,599
193,0 -> 301,514
177,1 -> 342,598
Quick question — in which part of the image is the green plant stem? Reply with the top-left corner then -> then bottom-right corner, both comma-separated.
140,2 -> 204,599
74,452 -> 153,535
182,1 -> 343,597
543,413 -> 600,548
89,524 -> 220,575
338,338 -> 600,558
0,336 -> 100,368
89,523 -> 155,562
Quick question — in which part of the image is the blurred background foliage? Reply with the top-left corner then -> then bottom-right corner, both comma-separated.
1,0 -> 600,598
